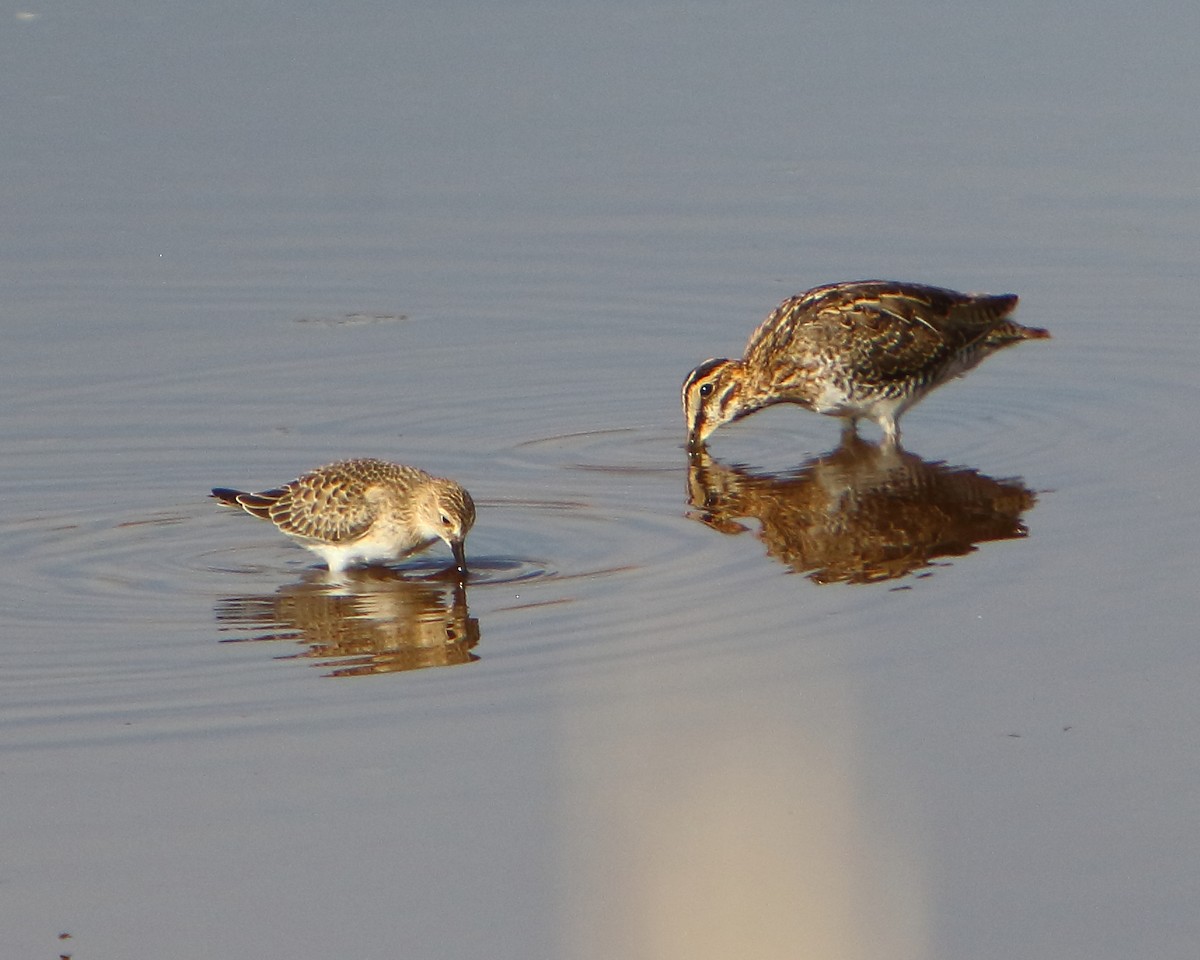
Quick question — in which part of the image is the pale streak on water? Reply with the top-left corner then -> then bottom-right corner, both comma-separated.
2,2 -> 1199,958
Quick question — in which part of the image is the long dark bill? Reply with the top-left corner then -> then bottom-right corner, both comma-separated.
451,539 -> 468,576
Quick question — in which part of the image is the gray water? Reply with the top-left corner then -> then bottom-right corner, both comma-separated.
3,2 -> 1199,958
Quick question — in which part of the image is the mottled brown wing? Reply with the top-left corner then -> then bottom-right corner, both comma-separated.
746,281 -> 1017,383
267,474 -> 378,543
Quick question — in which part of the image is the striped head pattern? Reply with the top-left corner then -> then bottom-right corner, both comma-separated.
682,358 -> 748,449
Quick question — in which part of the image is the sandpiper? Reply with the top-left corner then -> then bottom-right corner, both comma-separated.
683,280 -> 1050,447
212,458 -> 475,574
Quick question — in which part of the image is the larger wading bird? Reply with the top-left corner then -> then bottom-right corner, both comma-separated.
683,280 -> 1049,448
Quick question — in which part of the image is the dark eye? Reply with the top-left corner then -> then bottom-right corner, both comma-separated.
441,514 -> 452,526
699,383 -> 714,398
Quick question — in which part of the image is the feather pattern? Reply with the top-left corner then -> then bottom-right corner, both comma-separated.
212,458 -> 475,573
683,280 -> 1049,446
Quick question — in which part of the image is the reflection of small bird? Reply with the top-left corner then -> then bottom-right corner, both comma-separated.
683,280 -> 1050,447
212,458 -> 475,574
216,570 -> 479,677
687,438 -> 1038,584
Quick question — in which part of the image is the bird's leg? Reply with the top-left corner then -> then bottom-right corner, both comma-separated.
879,417 -> 901,447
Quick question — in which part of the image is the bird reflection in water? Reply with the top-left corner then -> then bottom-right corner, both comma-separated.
687,436 -> 1039,584
215,567 -> 479,677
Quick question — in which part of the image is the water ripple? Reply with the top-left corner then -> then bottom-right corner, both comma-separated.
0,483 -> 725,634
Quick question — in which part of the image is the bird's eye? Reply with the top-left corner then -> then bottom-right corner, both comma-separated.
441,514 -> 452,526
699,383 -> 714,398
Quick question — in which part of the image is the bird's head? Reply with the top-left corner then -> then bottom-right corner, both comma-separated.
682,358 -> 746,449
418,480 -> 476,573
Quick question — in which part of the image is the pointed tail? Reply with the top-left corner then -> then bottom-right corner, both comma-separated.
211,487 -> 285,521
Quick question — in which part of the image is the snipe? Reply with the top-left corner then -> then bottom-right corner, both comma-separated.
683,280 -> 1049,447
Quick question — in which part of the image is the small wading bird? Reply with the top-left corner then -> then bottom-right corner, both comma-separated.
212,458 -> 475,575
682,280 -> 1050,448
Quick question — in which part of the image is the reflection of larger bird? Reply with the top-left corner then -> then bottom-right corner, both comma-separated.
683,280 -> 1050,447
212,458 -> 475,574
215,569 -> 479,677
687,438 -> 1039,583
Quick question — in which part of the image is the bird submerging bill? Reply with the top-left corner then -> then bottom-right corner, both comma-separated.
683,280 -> 1050,448
212,458 -> 476,574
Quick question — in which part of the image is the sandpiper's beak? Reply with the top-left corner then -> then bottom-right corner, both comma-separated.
451,539 -> 468,575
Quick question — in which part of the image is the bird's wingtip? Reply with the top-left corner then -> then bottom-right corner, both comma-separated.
210,487 -> 242,505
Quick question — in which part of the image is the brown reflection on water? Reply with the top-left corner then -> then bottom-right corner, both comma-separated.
687,437 -> 1038,584
215,569 -> 479,677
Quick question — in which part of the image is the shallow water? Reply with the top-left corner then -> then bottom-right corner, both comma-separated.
4,2 -> 1200,958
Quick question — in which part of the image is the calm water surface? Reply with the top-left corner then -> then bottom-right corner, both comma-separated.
3,2 -> 1199,958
